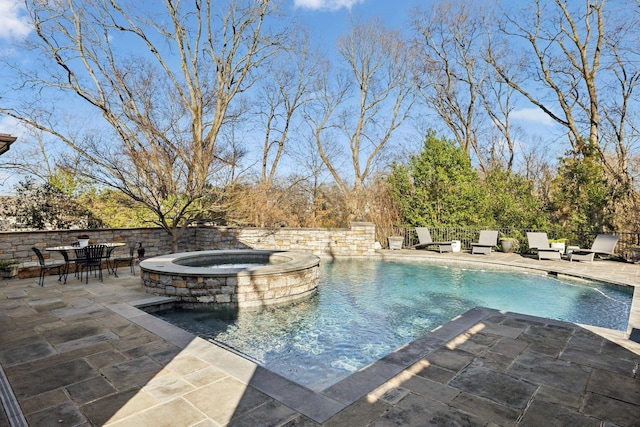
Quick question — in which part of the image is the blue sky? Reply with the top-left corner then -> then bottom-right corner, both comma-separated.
0,0 -> 416,41
0,0 -> 557,132
289,0 -> 420,35
0,0 -> 419,117
0,0 -> 30,39
286,0 -> 556,122
0,0 -> 559,190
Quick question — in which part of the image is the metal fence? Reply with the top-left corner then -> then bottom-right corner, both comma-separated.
379,226 -> 640,261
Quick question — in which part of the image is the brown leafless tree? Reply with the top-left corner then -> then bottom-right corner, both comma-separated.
1,0 -> 284,250
479,45 -> 525,172
488,1 -> 640,169
598,15 -> 640,191
256,29 -> 321,189
410,1 -> 489,172
485,0 -> 640,228
304,18 -> 416,222
487,0 -> 603,154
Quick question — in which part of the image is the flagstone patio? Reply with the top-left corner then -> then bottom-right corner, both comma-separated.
0,251 -> 639,426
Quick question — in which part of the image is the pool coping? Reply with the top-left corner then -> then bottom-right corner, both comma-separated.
139,249 -> 321,276
115,299 -> 507,423
118,252 -> 640,423
377,250 -> 640,341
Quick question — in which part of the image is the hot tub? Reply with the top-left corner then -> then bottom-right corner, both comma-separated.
139,250 -> 321,310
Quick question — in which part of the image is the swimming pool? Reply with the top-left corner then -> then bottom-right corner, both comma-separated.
154,259 -> 633,391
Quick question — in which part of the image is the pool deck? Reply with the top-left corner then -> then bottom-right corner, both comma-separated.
0,251 -> 638,426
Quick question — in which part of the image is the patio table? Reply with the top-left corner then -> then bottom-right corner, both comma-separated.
45,242 -> 126,252
45,242 -> 126,279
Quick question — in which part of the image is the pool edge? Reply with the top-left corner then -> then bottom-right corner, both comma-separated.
116,253 -> 640,424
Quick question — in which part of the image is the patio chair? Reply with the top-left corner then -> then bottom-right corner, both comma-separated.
526,232 -> 562,260
32,247 -> 66,286
59,250 -> 82,281
413,227 -> 453,253
73,248 -> 87,279
568,234 -> 619,262
77,244 -> 106,284
104,245 -> 119,276
471,230 -> 499,255
109,243 -> 136,276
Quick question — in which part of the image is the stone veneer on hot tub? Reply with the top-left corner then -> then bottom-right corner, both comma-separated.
139,250 -> 321,310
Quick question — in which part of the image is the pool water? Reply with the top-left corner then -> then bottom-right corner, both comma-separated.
154,260 -> 633,390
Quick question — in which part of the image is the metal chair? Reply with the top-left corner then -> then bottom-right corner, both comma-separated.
32,247 -> 66,286
60,250 -> 82,281
77,244 -> 106,284
104,245 -> 117,276
526,232 -> 562,260
109,244 -> 136,276
73,248 -> 87,279
413,227 -> 453,253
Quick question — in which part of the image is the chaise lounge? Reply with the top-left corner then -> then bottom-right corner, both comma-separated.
526,232 -> 562,260
413,227 -> 453,253
471,230 -> 499,255
568,234 -> 619,262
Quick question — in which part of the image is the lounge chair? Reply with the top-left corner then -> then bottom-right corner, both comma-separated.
526,232 -> 562,260
471,230 -> 499,255
568,234 -> 619,262
413,227 -> 453,253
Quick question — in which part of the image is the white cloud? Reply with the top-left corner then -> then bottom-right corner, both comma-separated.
294,0 -> 366,11
511,107 -> 556,127
0,116 -> 24,137
0,0 -> 31,40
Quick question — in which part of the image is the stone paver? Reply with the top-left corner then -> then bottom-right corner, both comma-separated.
0,251 -> 638,426
449,365 -> 538,409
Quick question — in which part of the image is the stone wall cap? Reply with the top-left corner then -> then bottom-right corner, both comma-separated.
140,249 -> 320,277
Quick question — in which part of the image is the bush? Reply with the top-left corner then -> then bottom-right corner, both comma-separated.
388,131 -> 487,227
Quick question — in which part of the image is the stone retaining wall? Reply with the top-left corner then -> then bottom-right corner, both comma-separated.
0,222 -> 376,278
192,222 -> 376,257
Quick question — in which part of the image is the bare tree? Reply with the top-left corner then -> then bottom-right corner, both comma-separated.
598,15 -> 640,190
479,44 -> 524,172
487,1 -> 640,164
487,0 -> 602,154
304,18 -> 416,222
0,126 -> 57,184
1,0 -> 284,250
257,29 -> 320,189
290,133 -> 334,228
217,29 -> 323,228
410,1 -> 489,172
485,0 -> 640,228
520,137 -> 556,203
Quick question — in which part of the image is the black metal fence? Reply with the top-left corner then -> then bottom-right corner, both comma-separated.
379,226 -> 640,261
